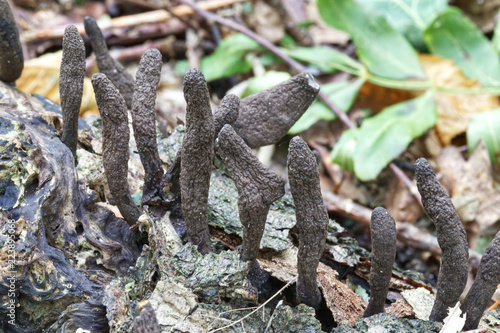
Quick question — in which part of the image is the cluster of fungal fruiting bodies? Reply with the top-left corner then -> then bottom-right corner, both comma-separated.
1,1 -> 500,328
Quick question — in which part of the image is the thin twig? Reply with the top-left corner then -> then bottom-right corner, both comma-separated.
208,276 -> 297,332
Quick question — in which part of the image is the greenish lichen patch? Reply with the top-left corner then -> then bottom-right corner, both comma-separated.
208,169 -> 296,251
171,243 -> 256,303
331,313 -> 440,333
328,237 -> 370,267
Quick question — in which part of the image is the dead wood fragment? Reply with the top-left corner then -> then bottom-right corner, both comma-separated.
287,136 -> 328,309
461,231 -> 500,330
415,158 -> 469,323
364,207 -> 397,317
216,124 -> 285,262
84,16 -> 135,109
232,73 -> 319,148
131,48 -> 164,205
60,25 -> 85,159
0,0 -> 24,83
180,68 -> 214,254
92,73 -> 142,226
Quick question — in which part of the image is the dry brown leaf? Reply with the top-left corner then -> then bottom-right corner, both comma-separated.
419,54 -> 499,145
16,51 -> 97,115
246,0 -> 284,44
437,142 -> 500,236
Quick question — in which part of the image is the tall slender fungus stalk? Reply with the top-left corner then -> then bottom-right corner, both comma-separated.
415,158 -> 468,322
0,0 -> 24,83
131,48 -> 164,205
217,124 -> 285,262
364,207 -> 397,317
92,73 -> 142,226
180,69 -> 215,254
287,136 -> 328,309
60,25 -> 85,159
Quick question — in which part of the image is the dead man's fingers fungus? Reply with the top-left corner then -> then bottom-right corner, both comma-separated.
461,231 -> 500,330
233,73 -> 319,148
217,124 -> 285,263
84,16 -> 135,109
91,73 -> 142,226
414,158 -> 469,323
180,68 -> 215,255
287,136 -> 328,309
0,0 -> 24,83
131,48 -> 164,205
363,207 -> 397,317
60,25 -> 85,159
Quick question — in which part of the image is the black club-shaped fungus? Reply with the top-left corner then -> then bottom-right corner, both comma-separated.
92,73 -> 142,226
84,16 -> 135,109
0,0 -> 24,83
287,136 -> 328,309
415,158 -> 469,323
131,48 -> 164,205
461,231 -> 500,330
232,73 -> 319,149
217,124 -> 285,263
180,68 -> 215,254
60,25 -> 85,159
364,207 -> 397,317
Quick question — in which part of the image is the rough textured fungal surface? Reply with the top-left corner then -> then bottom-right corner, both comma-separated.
131,48 -> 164,205
461,231 -> 500,330
0,0 -> 24,83
287,136 -> 328,309
92,73 -> 142,225
60,25 -> 85,159
233,73 -> 319,148
84,16 -> 135,109
217,124 -> 285,262
214,93 -> 240,135
133,302 -> 161,333
414,157 -> 469,323
364,207 -> 397,317
166,93 -> 240,184
180,68 -> 215,254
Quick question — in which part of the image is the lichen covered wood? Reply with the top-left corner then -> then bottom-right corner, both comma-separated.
287,136 -> 328,309
415,158 -> 469,322
180,69 -> 215,254
92,73 -> 142,225
217,124 -> 285,262
60,25 -> 85,159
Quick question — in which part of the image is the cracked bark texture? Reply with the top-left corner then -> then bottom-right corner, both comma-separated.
233,73 -> 319,148
217,124 -> 285,262
84,16 -> 135,109
131,48 -> 164,205
180,68 -> 214,254
364,207 -> 397,317
92,73 -> 142,226
60,25 -> 85,159
461,231 -> 500,330
415,158 -> 468,323
287,136 -> 328,309
0,0 -> 24,83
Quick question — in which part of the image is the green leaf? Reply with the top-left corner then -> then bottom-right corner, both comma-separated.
332,91 -> 437,181
492,14 -> 500,54
200,33 -> 263,81
424,8 -> 500,87
317,0 -> 425,80
357,0 -> 447,51
282,46 -> 364,74
467,108 -> 500,164
241,71 -> 291,98
289,78 -> 365,134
